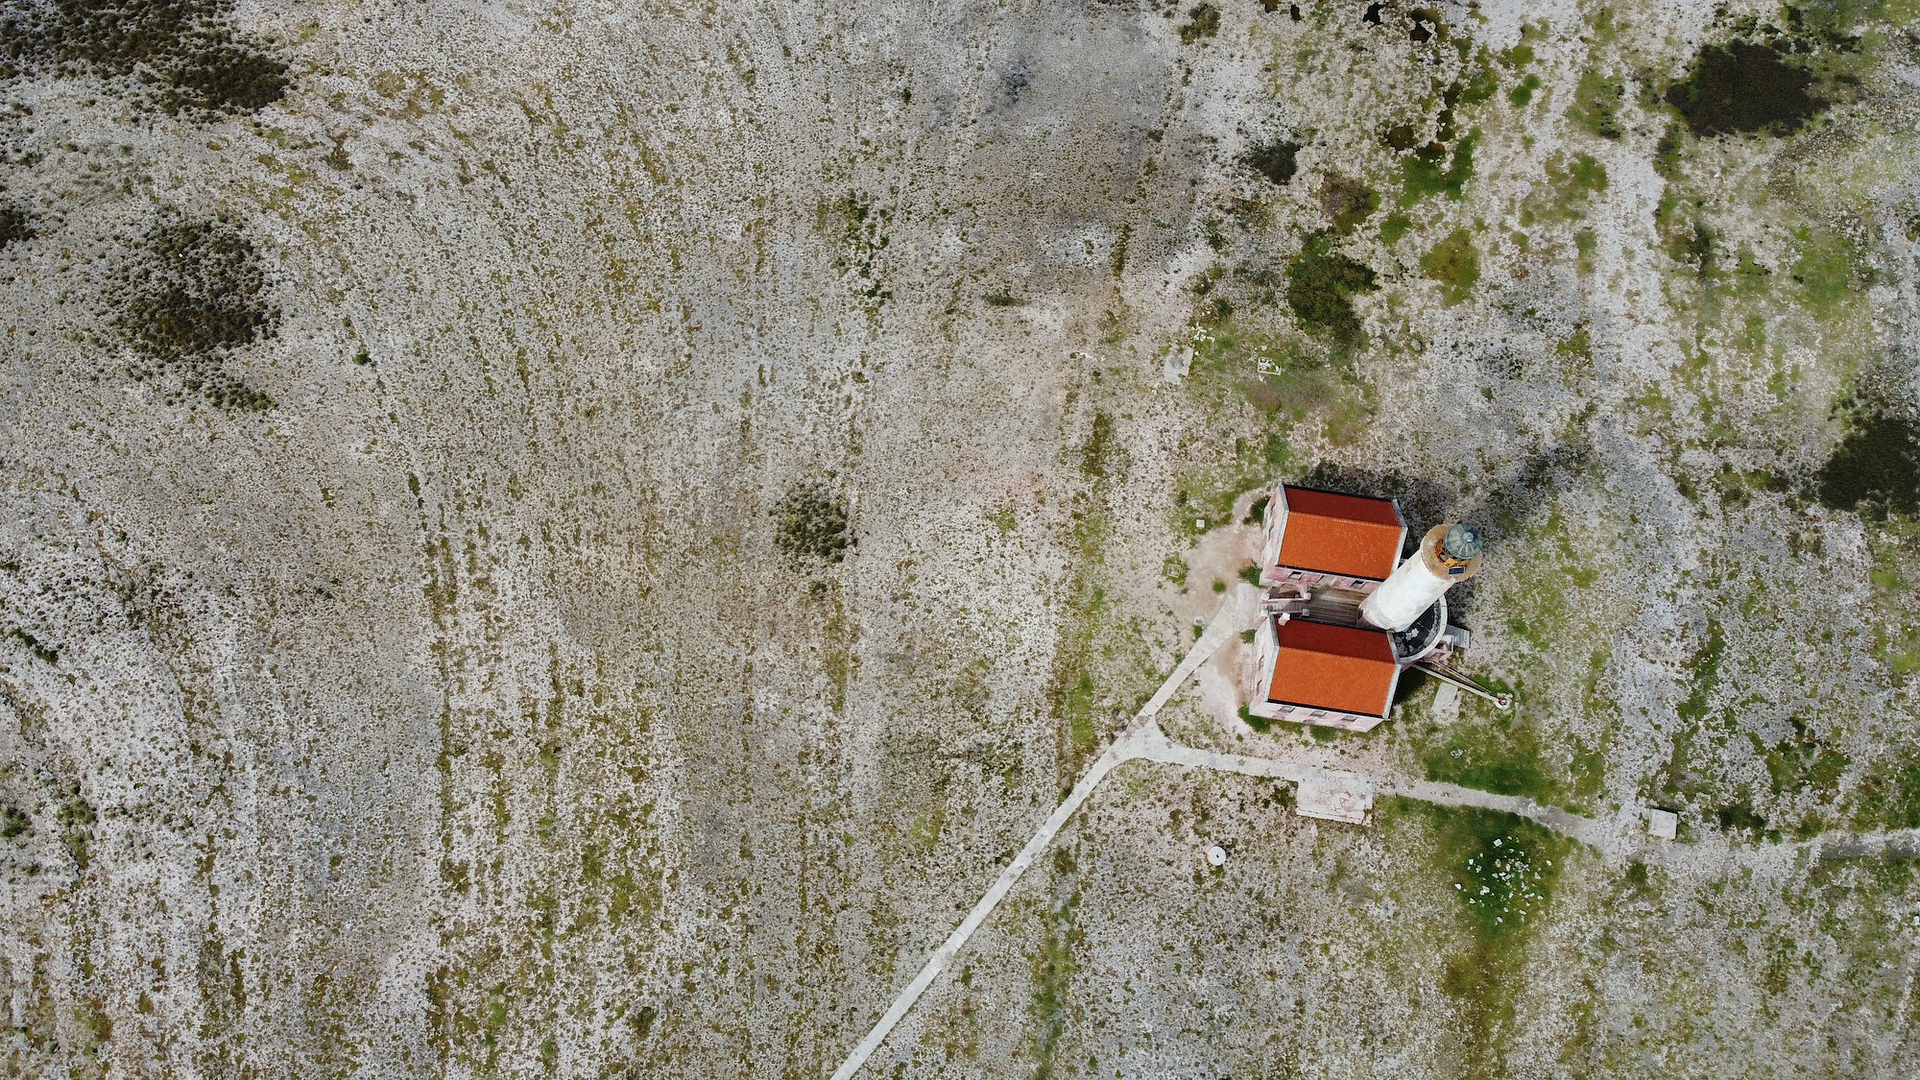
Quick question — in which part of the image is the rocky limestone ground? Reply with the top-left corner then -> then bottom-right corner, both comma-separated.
0,0 -> 1917,1077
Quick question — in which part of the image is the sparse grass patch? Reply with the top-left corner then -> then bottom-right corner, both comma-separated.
1540,151 -> 1608,221
1318,174 -> 1379,236
1567,70 -> 1624,139
1413,707 -> 1599,810
1851,750 -> 1920,830
1385,799 -> 1575,1077
1790,227 -> 1862,320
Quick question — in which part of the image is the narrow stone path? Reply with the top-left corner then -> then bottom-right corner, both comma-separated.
826,587 -> 1918,1079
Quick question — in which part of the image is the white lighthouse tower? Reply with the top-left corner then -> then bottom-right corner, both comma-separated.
1360,523 -> 1484,632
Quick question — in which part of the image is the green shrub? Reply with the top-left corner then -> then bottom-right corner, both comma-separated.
1178,3 -> 1221,43
772,485 -> 855,564
1666,41 -> 1826,137
0,0 -> 289,115
1284,234 -> 1377,341
110,211 -> 277,411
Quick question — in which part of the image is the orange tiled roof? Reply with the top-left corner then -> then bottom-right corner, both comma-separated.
1276,486 -> 1404,581
1268,619 -> 1398,717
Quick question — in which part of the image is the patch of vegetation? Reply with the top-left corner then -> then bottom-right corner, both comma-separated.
0,0 -> 289,115
1813,405 -> 1920,517
1567,70 -> 1625,138
1028,853 -> 1083,1080
771,484 -> 854,564
109,210 -> 278,411
1379,212 -> 1412,244
1508,73 -> 1541,106
829,193 -> 892,308
1749,718 -> 1849,800
1419,227 -> 1479,305
1654,619 -> 1728,806
1851,749 -> 1920,829
1555,326 -> 1593,378
1171,427 -> 1291,539
1284,233 -> 1377,341
1318,174 -> 1379,235
1415,707 -> 1600,810
1161,554 -> 1189,588
56,786 -> 93,870
1391,800 -> 1574,1077
1543,151 -> 1607,220
1048,412 -> 1128,758
1244,494 -> 1269,525
1398,128 -> 1478,205
1791,226 -> 1862,320
0,202 -> 31,248
983,291 -> 1021,307
1665,40 -> 1827,137
0,804 -> 28,840
1244,139 -> 1301,186
1178,3 -> 1220,44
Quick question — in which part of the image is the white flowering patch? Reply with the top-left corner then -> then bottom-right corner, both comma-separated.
1460,837 -> 1554,926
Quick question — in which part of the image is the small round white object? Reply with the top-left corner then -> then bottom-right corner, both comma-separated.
1205,845 -> 1228,866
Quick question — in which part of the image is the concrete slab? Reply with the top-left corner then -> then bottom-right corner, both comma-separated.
1297,772 -> 1374,825
1649,809 -> 1679,840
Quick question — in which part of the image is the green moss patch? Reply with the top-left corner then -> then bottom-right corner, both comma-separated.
1398,128 -> 1478,205
1665,41 -> 1827,137
1419,227 -> 1480,305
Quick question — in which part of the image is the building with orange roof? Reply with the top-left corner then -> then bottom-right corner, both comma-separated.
1248,617 -> 1401,731
1244,482 -> 1491,733
1258,485 -> 1405,592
